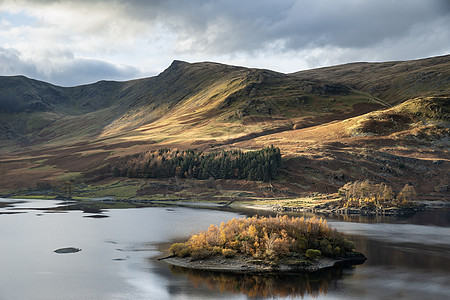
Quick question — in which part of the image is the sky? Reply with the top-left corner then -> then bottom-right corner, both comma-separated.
0,0 -> 449,87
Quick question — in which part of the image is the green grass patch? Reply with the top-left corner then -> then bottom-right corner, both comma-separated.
27,165 -> 56,171
54,172 -> 83,181
11,195 -> 55,200
77,184 -> 141,199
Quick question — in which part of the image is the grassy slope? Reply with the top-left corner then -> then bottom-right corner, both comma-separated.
292,54 -> 450,105
0,56 -> 448,199
243,96 -> 449,196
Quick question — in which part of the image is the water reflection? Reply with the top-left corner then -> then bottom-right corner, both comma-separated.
351,234 -> 450,271
168,265 -> 353,298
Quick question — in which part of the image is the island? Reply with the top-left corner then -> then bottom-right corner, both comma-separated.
163,215 -> 366,273
54,247 -> 82,254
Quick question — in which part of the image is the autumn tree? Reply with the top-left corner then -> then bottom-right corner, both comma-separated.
169,215 -> 355,261
338,181 -> 417,208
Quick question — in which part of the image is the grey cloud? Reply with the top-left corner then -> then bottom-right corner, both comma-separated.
114,0 -> 450,54
283,0 -> 450,49
0,47 -> 40,78
8,0 -> 450,54
49,58 -> 142,87
0,47 -> 141,86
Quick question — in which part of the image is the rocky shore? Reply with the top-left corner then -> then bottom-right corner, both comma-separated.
162,252 -> 366,274
272,204 -> 419,216
269,200 -> 450,217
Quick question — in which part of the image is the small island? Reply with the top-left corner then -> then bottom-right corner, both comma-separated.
54,247 -> 82,254
163,215 -> 366,273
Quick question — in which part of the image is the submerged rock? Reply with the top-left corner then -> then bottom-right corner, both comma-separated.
84,214 -> 109,218
54,247 -> 82,254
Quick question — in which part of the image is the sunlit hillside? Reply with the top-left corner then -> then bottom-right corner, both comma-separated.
0,55 -> 448,199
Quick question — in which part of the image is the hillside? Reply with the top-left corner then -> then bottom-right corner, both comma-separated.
0,55 -> 448,200
0,60 -> 382,149
293,54 -> 450,105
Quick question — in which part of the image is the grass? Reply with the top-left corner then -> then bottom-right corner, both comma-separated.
11,195 -> 55,200
53,172 -> 83,181
79,186 -> 139,198
241,197 -> 321,208
33,159 -> 49,164
75,180 -> 142,199
27,165 -> 56,171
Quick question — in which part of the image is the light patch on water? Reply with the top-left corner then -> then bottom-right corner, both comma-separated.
331,266 -> 450,300
328,221 -> 450,246
120,265 -> 171,300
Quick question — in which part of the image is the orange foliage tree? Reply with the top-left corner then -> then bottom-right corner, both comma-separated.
169,215 -> 355,261
338,180 -> 417,208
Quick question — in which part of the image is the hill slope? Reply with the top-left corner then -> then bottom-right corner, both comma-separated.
293,54 -> 450,105
0,60 -> 374,148
0,55 -> 448,199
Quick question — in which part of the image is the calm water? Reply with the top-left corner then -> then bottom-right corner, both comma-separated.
0,198 -> 449,299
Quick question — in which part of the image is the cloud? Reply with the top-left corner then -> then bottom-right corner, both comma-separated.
107,0 -> 450,54
0,47 -> 141,86
48,57 -> 142,87
125,0 -> 450,69
0,0 -> 449,85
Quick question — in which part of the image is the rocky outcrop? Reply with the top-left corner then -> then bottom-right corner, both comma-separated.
54,247 -> 82,254
163,252 -> 366,274
273,202 -> 420,216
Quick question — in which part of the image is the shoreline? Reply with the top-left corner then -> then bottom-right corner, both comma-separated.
162,252 -> 367,274
232,200 -> 450,217
2,195 -> 449,217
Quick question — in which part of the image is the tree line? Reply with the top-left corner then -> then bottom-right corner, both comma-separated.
112,146 -> 282,182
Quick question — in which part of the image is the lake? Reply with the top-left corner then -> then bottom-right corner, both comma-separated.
0,198 -> 449,299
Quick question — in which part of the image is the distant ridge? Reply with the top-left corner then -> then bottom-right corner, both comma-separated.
293,54 -> 450,104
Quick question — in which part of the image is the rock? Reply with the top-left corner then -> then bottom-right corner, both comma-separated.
83,214 -> 109,218
54,247 -> 82,254
163,252 -> 366,274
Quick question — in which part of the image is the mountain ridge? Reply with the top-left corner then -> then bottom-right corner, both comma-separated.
293,54 -> 450,104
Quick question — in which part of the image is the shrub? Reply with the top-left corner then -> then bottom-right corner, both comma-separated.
213,246 -> 222,255
305,249 -> 322,260
169,243 -> 187,256
190,248 -> 213,260
319,239 -> 332,256
396,184 -> 417,207
333,246 -> 342,256
222,248 -> 237,258
293,236 -> 307,253
342,239 -> 356,252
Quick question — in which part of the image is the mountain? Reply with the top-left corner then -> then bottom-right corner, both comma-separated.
0,55 -> 448,199
0,60 -> 378,148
